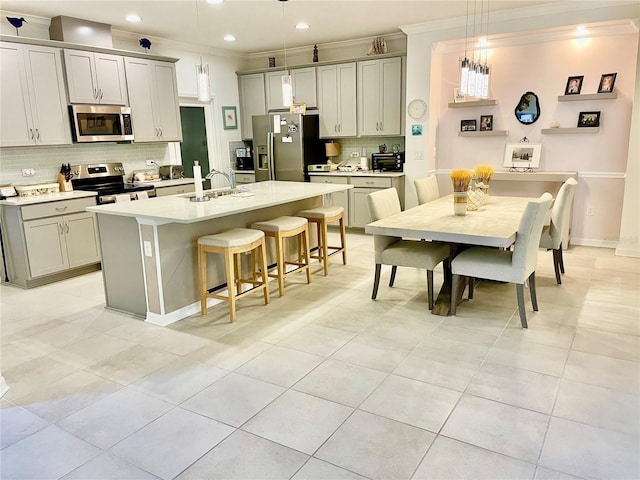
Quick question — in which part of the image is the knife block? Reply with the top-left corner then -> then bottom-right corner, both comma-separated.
57,174 -> 73,192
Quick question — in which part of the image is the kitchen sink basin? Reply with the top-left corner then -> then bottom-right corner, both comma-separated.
182,188 -> 239,200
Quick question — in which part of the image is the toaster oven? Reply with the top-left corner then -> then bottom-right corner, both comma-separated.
371,152 -> 404,172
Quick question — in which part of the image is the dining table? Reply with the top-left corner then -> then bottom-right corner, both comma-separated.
365,194 -> 539,315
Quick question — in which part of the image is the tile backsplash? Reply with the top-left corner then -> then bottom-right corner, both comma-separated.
0,143 -> 170,185
326,137 -> 405,166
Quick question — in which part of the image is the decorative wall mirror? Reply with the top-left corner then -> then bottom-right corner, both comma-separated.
514,91 -> 540,124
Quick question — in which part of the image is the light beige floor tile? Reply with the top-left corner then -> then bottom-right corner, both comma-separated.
87,344 -> 179,385
50,332 -> 137,369
0,399 -> 50,449
362,313 -> 440,347
25,322 -> 103,350
106,322 -> 210,357
534,466 -> 586,480
292,458 -> 368,480
181,372 -> 285,427
2,354 -> 78,402
131,357 -> 228,405
0,342 -> 47,371
553,379 -> 640,436
61,452 -> 158,480
441,307 -> 512,336
57,386 -> 173,449
564,350 -> 640,394
578,300 -> 640,336
466,361 -> 560,414
572,327 -> 640,361
331,334 -> 413,373
0,424 -> 101,480
502,318 -> 576,349
293,358 -> 387,408
242,390 -> 352,454
442,395 -> 549,463
312,304 -> 377,332
236,345 -> 323,387
177,430 -> 308,480
360,374 -> 461,432
316,410 -> 435,480
277,324 -> 356,356
413,436 -> 536,480
110,407 -> 234,480
485,336 -> 569,377
12,370 -> 122,423
430,324 -> 499,347
539,417 -> 640,480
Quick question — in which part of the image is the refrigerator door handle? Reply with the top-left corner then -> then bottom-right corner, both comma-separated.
268,131 -> 275,180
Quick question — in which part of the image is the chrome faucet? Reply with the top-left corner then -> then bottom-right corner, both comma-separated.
205,168 -> 236,189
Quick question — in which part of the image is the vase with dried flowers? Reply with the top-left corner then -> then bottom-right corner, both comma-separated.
474,164 -> 494,203
450,169 -> 473,216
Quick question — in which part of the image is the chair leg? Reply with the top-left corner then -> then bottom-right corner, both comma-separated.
451,274 -> 459,315
303,227 -> 312,284
339,215 -> 347,265
552,249 -> 562,284
559,245 -> 565,274
389,265 -> 397,287
516,283 -> 527,328
199,246 -> 207,315
427,270 -> 434,310
260,241 -> 270,305
224,249 -> 236,322
274,232 -> 285,296
529,272 -> 538,311
321,220 -> 329,276
372,264 -> 382,300
468,277 -> 474,299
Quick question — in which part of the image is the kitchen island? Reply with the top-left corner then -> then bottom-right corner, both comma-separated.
86,180 -> 352,325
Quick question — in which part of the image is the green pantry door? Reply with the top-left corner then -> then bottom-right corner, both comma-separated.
180,106 -> 210,187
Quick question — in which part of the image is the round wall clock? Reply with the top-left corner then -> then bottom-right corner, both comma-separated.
408,99 -> 428,120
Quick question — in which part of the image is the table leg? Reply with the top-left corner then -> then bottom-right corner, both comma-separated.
431,245 -> 468,316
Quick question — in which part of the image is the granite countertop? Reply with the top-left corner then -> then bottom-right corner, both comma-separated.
309,171 -> 405,177
0,190 -> 97,206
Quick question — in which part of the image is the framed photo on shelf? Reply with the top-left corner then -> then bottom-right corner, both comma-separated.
503,143 -> 541,169
597,73 -> 616,93
480,115 -> 493,131
460,119 -> 477,132
290,102 -> 307,114
578,111 -> 600,127
222,106 -> 237,130
564,75 -> 584,95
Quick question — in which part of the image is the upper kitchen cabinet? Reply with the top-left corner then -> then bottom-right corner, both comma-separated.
239,73 -> 266,140
317,62 -> 357,138
265,67 -> 317,111
357,57 -> 402,136
124,57 -> 182,142
0,42 -> 71,147
63,49 -> 128,105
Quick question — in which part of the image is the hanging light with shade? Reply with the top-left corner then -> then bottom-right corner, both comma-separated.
279,0 -> 293,107
195,0 -> 211,102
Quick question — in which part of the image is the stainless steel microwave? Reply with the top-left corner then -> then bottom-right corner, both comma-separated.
70,105 -> 134,143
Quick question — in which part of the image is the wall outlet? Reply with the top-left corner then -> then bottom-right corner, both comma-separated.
143,241 -> 153,257
22,168 -> 36,176
586,207 -> 594,216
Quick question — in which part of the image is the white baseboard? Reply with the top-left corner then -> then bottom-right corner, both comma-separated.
614,247 -> 640,258
570,237 -> 618,249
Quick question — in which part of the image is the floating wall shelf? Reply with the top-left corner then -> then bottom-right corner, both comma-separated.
557,93 -> 617,102
459,130 -> 509,137
541,127 -> 599,134
448,99 -> 497,108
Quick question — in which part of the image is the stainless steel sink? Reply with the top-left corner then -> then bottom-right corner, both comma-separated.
182,188 -> 239,200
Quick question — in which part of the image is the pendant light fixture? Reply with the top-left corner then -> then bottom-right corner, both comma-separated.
458,0 -> 491,99
195,0 -> 211,102
279,0 -> 293,107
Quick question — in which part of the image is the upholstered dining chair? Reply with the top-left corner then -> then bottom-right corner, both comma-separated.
367,188 -> 450,309
451,193 -> 553,328
414,175 -> 440,205
539,178 -> 578,284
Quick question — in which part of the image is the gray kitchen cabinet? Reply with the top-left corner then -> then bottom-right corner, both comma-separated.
64,49 -> 128,105
235,173 -> 256,184
1,197 -> 101,287
357,57 -> 402,136
309,175 -> 350,225
0,42 -> 71,147
154,184 -> 195,197
265,67 -> 317,111
124,57 -> 182,142
349,176 -> 405,228
239,73 -> 266,140
317,63 -> 357,138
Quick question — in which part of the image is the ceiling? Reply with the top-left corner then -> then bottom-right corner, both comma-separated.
1,0 -> 563,54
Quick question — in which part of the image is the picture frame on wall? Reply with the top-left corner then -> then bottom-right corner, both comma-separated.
460,119 -> 477,132
480,115 -> 493,131
222,106 -> 237,130
503,143 -> 541,169
564,75 -> 584,95
597,73 -> 616,93
578,111 -> 600,127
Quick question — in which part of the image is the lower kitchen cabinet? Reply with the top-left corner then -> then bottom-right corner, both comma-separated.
155,184 -> 195,197
0,196 -> 101,287
309,175 -> 350,222
235,172 -> 255,184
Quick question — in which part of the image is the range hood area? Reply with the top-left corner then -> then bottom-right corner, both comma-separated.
49,15 -> 113,48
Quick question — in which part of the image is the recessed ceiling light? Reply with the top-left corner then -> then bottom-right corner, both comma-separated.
296,22 -> 310,30
224,34 -> 236,42
206,0 -> 224,4
125,14 -> 141,23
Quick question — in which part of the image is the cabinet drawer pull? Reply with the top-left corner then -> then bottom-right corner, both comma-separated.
35,128 -> 40,140
159,127 -> 163,137
29,128 -> 34,140
99,89 -> 103,100
65,223 -> 69,234
58,223 -> 64,235
55,206 -> 68,212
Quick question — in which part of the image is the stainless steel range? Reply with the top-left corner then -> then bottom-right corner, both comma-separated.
71,162 -> 156,204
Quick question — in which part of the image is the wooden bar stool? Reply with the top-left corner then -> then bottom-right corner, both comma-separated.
251,216 -> 311,296
197,228 -> 269,322
298,206 -> 347,276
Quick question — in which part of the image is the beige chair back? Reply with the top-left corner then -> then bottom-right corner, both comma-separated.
366,187 -> 401,260
414,176 -> 440,205
547,178 -> 578,248
512,192 -> 553,278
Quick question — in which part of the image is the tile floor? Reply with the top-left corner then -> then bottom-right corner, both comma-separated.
1,230 -> 639,480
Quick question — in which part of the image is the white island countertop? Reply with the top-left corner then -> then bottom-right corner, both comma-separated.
0,190 -> 97,206
86,180 -> 352,224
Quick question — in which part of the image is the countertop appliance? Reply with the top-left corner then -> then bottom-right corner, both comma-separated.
71,162 -> 156,204
371,152 -> 404,172
159,165 -> 184,180
235,148 -> 254,171
252,113 -> 322,182
70,105 -> 134,143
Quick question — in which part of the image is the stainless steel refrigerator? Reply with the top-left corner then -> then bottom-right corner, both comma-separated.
252,113 -> 322,182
